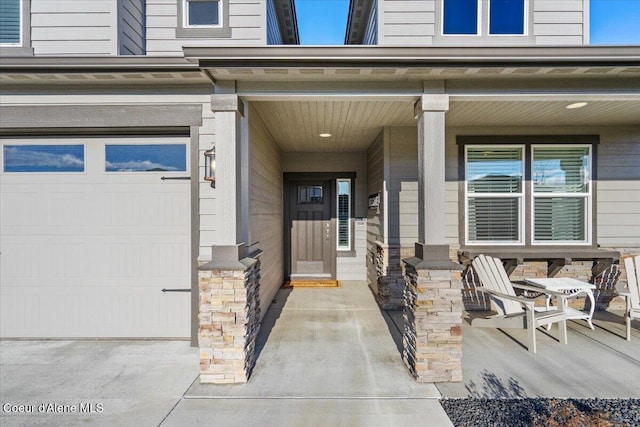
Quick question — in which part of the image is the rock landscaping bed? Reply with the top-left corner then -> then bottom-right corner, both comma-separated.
441,398 -> 640,427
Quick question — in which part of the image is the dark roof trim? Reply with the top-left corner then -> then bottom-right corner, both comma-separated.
185,46 -> 640,68
0,56 -> 200,72
273,0 -> 300,45
345,0 -> 375,45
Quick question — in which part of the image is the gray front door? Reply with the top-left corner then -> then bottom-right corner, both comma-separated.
287,180 -> 335,279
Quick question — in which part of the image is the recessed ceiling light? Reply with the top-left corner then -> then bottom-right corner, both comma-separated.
566,102 -> 588,109
319,133 -> 332,138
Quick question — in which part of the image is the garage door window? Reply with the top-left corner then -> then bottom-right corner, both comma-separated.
2,144 -> 85,172
105,144 -> 187,172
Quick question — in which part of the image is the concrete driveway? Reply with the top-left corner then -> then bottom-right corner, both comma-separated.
1,282 -> 453,427
0,340 -> 198,426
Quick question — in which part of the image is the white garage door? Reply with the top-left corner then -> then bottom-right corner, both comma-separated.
0,137 -> 191,338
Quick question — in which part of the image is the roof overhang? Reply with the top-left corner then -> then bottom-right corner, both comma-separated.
185,46 -> 640,68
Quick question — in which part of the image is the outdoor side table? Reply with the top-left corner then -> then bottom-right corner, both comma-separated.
524,277 -> 596,330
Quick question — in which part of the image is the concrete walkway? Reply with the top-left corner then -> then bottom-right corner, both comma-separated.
167,281 -> 453,426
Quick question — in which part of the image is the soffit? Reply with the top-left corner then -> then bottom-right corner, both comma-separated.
253,99 -> 640,152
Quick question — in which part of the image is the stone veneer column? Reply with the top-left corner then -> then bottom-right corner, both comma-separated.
198,245 -> 260,384
403,246 -> 463,383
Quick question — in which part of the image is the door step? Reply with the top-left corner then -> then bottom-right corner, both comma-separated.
282,280 -> 341,288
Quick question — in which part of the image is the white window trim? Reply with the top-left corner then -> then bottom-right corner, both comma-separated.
441,0 -> 482,36
336,178 -> 351,251
487,0 -> 528,36
530,144 -> 592,246
183,0 -> 223,28
464,144 -> 525,246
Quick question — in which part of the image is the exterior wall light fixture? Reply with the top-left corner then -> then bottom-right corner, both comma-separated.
204,148 -> 216,188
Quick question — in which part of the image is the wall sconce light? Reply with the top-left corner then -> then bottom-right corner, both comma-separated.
204,148 -> 215,188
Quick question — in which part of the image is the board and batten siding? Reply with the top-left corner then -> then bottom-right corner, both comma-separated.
118,0 -> 146,55
366,132 -> 384,288
30,0 -> 119,55
146,0 -> 266,56
283,152 -> 368,281
249,104 -> 283,320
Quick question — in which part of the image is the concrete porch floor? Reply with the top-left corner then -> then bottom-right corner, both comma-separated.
426,309 -> 640,399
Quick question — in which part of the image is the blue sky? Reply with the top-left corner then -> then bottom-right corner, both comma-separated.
295,0 -> 640,45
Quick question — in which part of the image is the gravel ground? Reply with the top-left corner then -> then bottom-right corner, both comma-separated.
441,398 -> 640,427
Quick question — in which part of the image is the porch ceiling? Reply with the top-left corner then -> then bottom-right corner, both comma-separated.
252,99 -> 640,152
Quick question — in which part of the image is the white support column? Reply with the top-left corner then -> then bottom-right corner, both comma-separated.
415,94 -> 449,247
211,93 -> 246,247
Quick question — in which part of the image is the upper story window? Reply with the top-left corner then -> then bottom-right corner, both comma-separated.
0,0 -> 32,55
177,0 -> 230,38
489,0 -> 525,35
185,0 -> 221,27
0,0 -> 21,45
443,0 -> 526,36
443,0 -> 479,35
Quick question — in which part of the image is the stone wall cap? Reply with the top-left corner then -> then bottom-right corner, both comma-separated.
403,257 -> 464,271
198,257 -> 258,271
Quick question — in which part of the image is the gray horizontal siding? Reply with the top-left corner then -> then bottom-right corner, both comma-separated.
31,0 -> 118,55
249,105 -> 283,320
146,0 -> 266,56
366,133 -> 384,288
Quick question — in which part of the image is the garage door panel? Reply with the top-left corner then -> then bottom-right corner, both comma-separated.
0,286 -> 190,337
1,137 -> 191,338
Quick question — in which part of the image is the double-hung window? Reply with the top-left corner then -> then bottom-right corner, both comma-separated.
463,139 -> 594,246
466,146 -> 524,244
532,145 -> 591,244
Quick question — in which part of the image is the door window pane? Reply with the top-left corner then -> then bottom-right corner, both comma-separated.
105,144 -> 187,172
298,186 -> 323,204
443,0 -> 478,35
3,145 -> 85,172
489,0 -> 525,35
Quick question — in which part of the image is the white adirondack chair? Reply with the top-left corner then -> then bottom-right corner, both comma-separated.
620,256 -> 640,341
471,254 -> 569,353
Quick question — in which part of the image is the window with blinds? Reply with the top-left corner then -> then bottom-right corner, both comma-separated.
465,146 -> 524,244
464,142 -> 593,246
0,0 -> 21,45
532,145 -> 591,243
337,179 -> 351,250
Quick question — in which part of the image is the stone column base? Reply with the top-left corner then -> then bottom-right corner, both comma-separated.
198,248 -> 260,384
402,243 -> 463,383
